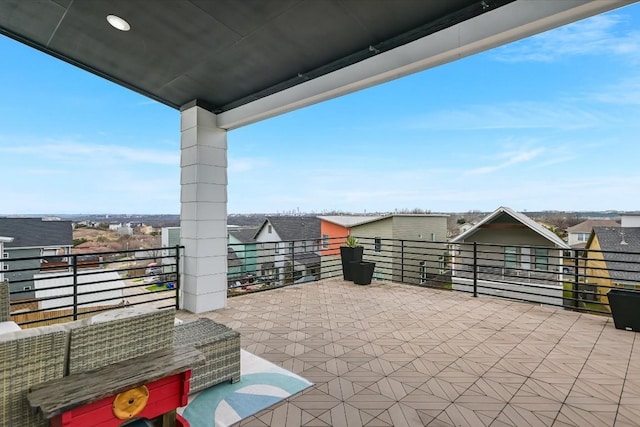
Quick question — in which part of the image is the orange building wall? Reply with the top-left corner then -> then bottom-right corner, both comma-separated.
320,221 -> 350,256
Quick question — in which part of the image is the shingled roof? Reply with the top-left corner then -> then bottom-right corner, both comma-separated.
567,219 -> 619,233
0,218 -> 72,248
228,227 -> 258,244
591,227 -> 640,284
256,216 -> 320,241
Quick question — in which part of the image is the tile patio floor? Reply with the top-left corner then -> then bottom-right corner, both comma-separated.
178,279 -> 640,426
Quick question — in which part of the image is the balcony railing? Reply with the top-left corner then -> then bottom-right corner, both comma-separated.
2,246 -> 182,327
5,236 -> 638,327
228,236 -> 640,315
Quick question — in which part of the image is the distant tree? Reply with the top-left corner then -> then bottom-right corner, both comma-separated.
457,218 -> 467,225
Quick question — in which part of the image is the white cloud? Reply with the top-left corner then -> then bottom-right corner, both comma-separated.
585,77 -> 640,105
466,147 -> 545,175
0,139 -> 179,165
493,14 -> 640,62
404,101 -> 609,131
228,157 -> 270,173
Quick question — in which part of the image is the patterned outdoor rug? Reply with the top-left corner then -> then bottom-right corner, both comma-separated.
179,349 -> 313,427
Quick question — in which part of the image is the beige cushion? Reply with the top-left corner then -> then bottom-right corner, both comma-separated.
0,321 -> 21,335
0,318 -> 88,343
88,306 -> 159,324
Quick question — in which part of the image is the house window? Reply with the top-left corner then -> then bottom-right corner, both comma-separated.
301,241 -> 307,252
268,225 -> 272,233
504,247 -> 517,269
577,233 -> 590,242
322,234 -> 329,249
289,242 -> 294,254
431,233 -> 436,242
2,252 -> 8,258
534,248 -> 548,271
274,242 -> 280,254
419,261 -> 427,284
2,265 -> 8,271
374,237 -> 381,253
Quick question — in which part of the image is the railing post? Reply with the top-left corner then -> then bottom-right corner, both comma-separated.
400,240 -> 404,283
175,245 -> 181,310
473,242 -> 478,297
573,253 -> 580,310
72,254 -> 78,320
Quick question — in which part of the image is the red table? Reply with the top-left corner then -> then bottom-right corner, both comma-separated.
28,346 -> 205,427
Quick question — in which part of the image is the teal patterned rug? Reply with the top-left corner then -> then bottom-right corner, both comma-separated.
179,350 -> 313,427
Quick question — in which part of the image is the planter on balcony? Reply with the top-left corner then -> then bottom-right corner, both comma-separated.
340,246 -> 363,281
607,288 -> 640,332
349,261 -> 375,285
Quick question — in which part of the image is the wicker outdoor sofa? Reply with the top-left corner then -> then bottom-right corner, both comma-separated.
0,281 -> 241,427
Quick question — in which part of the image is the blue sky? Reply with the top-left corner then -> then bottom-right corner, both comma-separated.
2,4 -> 640,215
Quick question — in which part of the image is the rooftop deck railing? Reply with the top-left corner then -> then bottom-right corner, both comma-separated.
228,235 -> 640,315
3,246 -> 182,327
4,235 -> 638,327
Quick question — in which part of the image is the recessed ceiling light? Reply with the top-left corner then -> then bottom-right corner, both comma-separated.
106,14 -> 131,32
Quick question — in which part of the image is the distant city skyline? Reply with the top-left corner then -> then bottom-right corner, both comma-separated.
1,4 -> 640,215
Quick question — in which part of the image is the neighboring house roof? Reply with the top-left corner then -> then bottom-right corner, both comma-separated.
227,247 -> 242,268
255,216 -> 320,241
0,218 -> 73,248
567,219 -> 619,234
228,227 -> 258,243
285,252 -> 321,267
349,213 -> 448,228
589,227 -> 640,283
450,206 -> 570,249
318,216 -> 382,228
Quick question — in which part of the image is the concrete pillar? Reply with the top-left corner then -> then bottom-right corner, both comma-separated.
180,101 -> 227,313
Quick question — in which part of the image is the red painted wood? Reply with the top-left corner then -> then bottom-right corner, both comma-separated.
50,371 -> 191,427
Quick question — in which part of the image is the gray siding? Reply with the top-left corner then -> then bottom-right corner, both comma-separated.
391,217 -> 448,285
4,248 -> 40,297
351,218 -> 394,281
350,216 -> 448,284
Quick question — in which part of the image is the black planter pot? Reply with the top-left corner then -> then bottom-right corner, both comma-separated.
608,288 -> 640,331
350,261 -> 375,285
340,246 -> 363,281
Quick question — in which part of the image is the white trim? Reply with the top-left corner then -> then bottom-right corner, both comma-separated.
217,0 -> 634,130
450,206 -> 570,249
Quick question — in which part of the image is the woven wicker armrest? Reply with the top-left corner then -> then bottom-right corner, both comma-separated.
174,318 -> 241,393
0,280 -> 10,322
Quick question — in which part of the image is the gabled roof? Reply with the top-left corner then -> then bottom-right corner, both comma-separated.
228,227 -> 258,244
0,218 -> 73,248
450,206 -> 570,249
567,219 -> 619,233
590,227 -> 640,283
255,216 -> 320,241
227,247 -> 242,268
285,252 -> 321,267
318,216 -> 382,228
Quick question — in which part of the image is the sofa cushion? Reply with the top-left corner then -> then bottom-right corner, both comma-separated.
0,318 -> 88,343
0,321 -> 21,335
88,306 -> 159,324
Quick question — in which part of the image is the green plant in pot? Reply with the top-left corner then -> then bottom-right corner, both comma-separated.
340,235 -> 363,281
